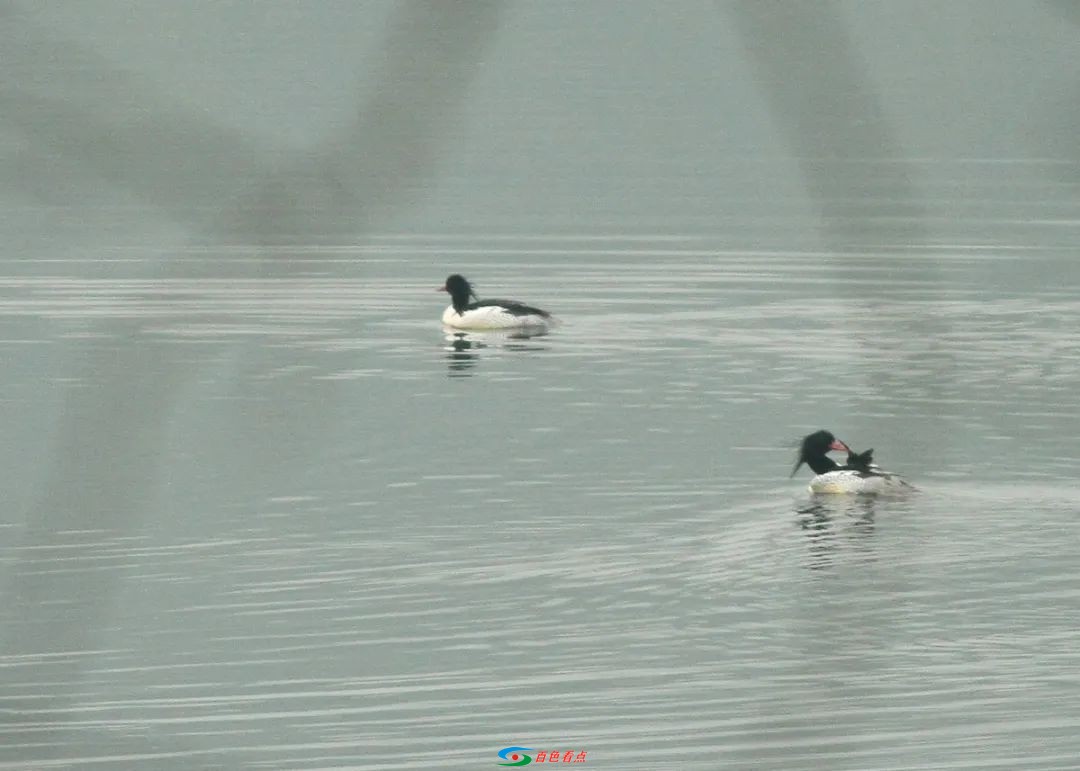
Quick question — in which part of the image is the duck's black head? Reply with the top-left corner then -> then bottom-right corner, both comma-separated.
791,429 -> 851,477
440,274 -> 478,313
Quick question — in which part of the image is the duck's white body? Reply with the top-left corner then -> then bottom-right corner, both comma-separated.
809,468 -> 913,495
441,304 -> 551,331
793,430 -> 914,496
439,275 -> 553,332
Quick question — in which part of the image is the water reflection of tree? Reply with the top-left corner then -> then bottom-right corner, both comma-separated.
0,0 -> 504,757
724,0 -> 955,456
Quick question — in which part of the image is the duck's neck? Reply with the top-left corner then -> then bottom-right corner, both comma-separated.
806,455 -> 840,475
450,287 -> 473,313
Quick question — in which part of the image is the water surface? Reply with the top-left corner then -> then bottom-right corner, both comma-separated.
4,2 -> 1080,769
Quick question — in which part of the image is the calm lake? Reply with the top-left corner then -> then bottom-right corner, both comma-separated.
3,2 -> 1080,769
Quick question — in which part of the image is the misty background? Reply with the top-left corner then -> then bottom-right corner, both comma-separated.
3,2 -> 1080,769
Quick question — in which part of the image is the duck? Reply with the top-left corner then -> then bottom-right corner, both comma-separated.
791,429 -> 913,495
439,274 -> 553,331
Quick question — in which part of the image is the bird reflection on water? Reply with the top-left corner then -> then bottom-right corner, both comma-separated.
795,495 -> 878,570
444,327 -> 550,377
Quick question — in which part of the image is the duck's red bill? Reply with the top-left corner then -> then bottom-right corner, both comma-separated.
829,439 -> 850,453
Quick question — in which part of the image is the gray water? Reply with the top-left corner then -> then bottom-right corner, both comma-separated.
4,2 -> 1080,770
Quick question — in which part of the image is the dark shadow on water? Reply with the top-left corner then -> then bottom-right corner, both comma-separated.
0,0 -> 506,762
444,328 -> 551,378
1038,2 -> 1080,185
722,0 -> 956,453
723,0 -> 927,257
